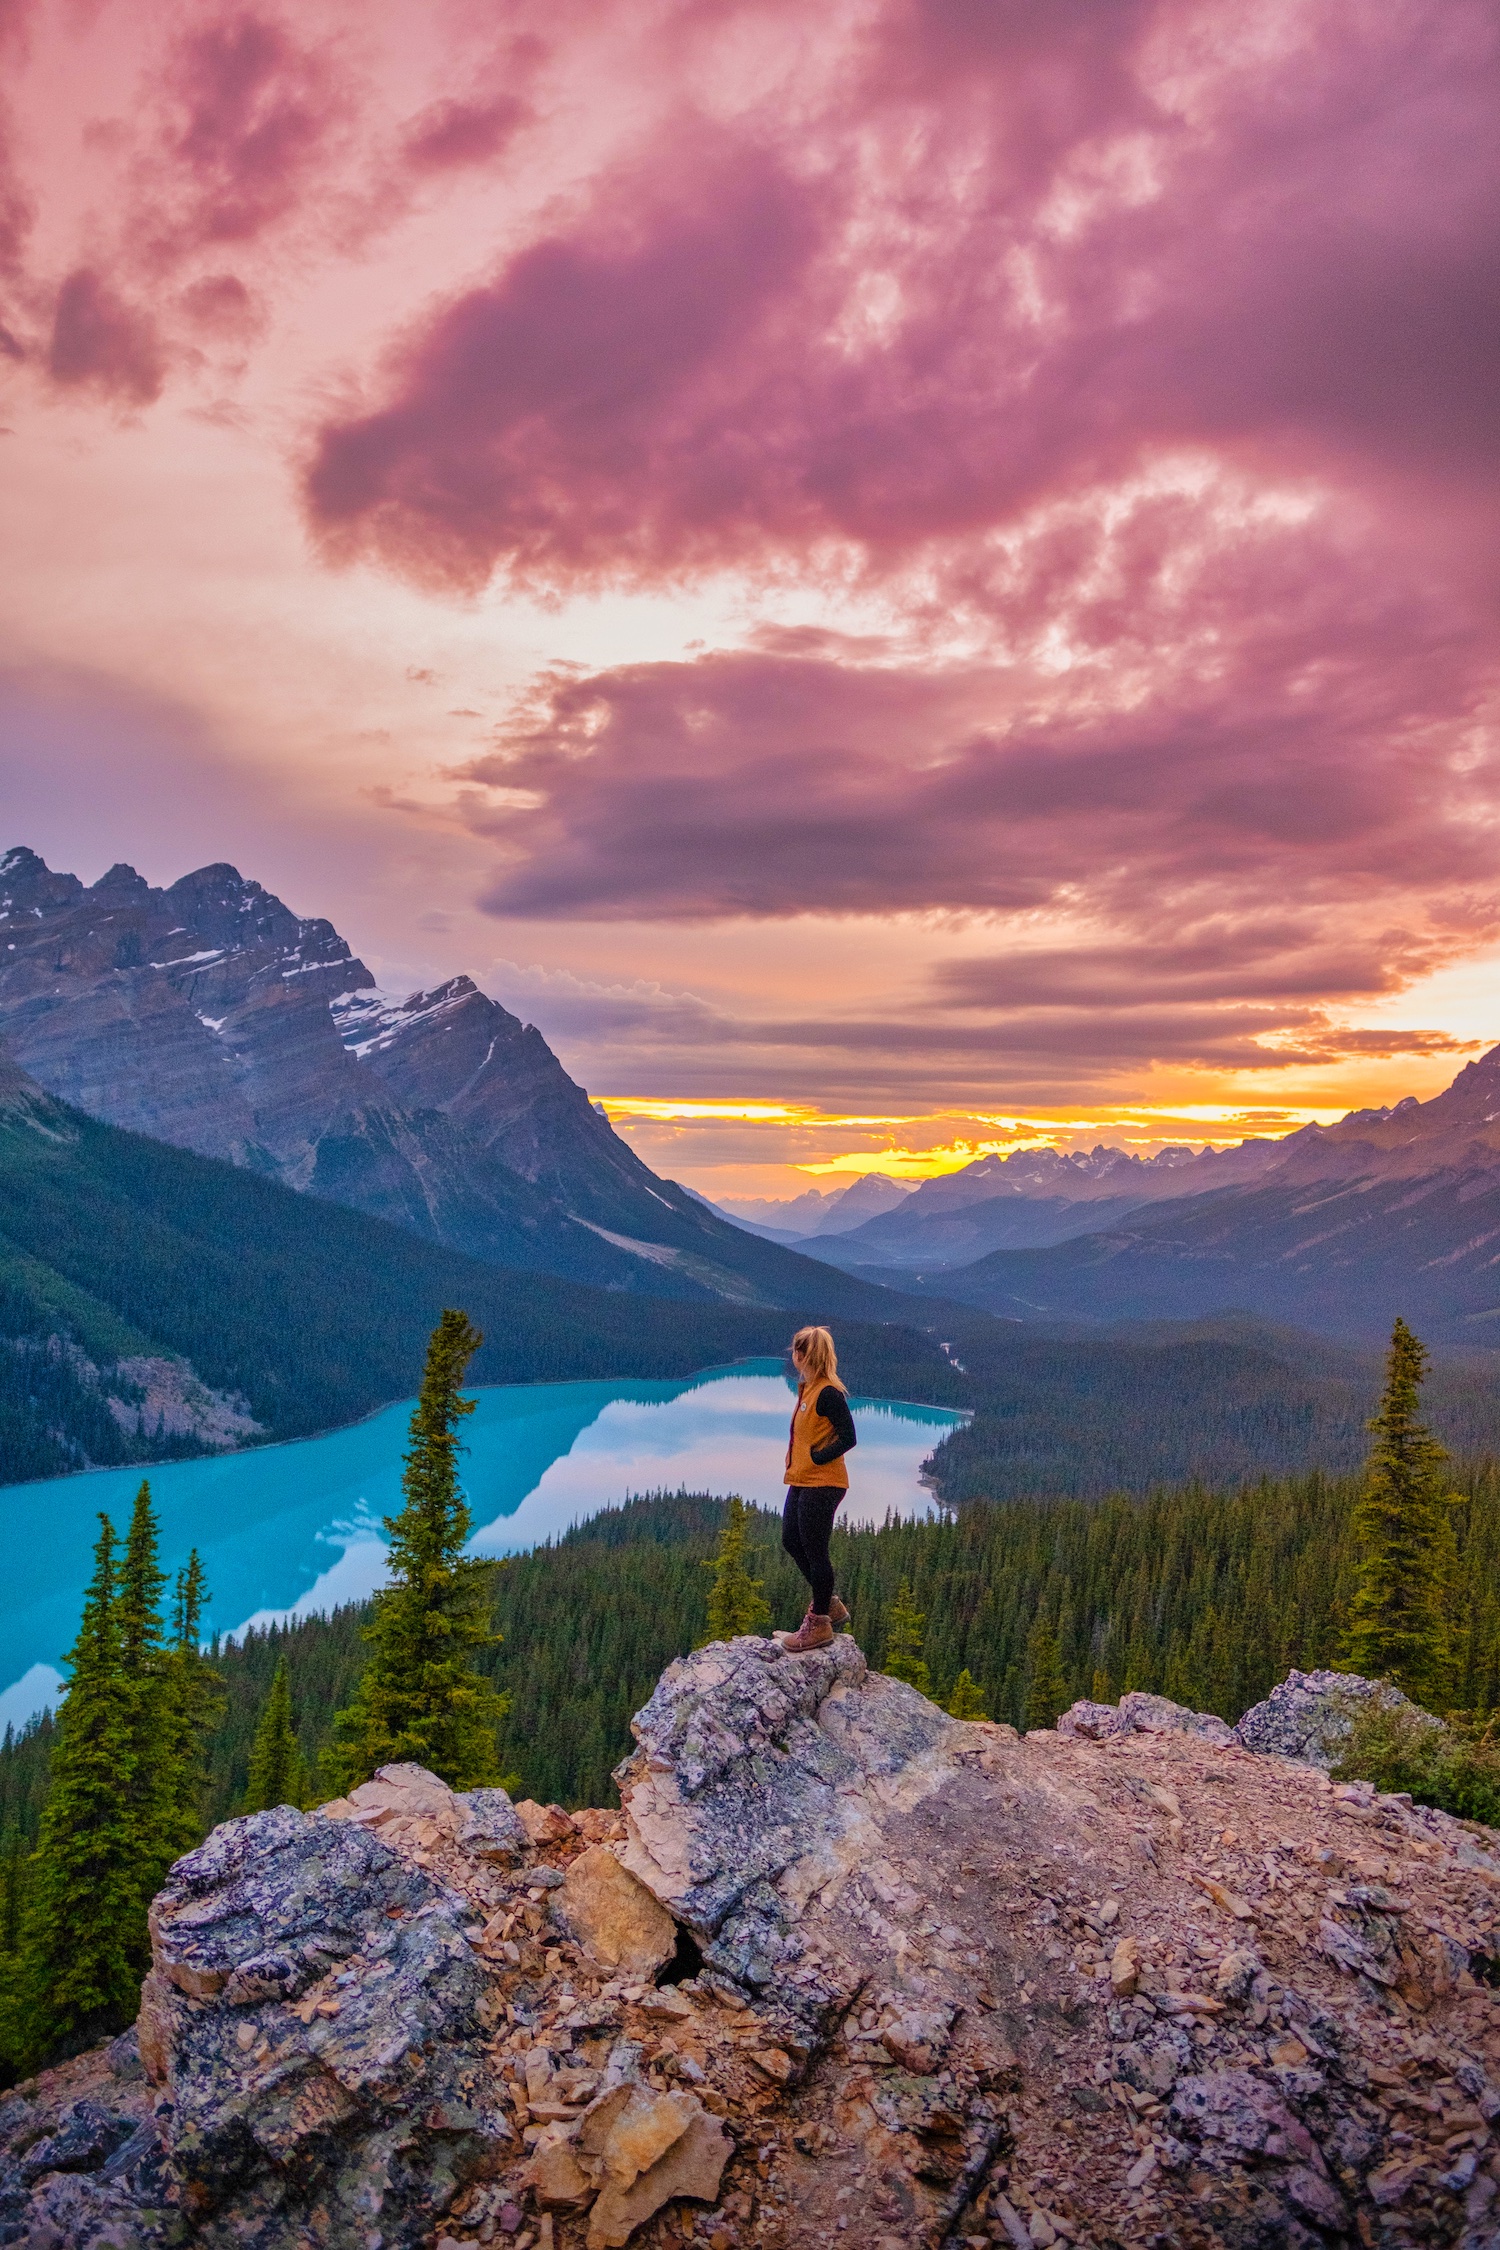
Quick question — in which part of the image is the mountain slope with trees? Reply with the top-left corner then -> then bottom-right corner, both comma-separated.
0,1049 -> 959,1484
0,846 -> 902,1310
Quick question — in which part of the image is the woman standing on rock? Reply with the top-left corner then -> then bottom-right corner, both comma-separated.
776,1325 -> 857,1652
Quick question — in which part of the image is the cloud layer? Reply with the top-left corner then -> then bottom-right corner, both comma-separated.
304,0 -> 1500,594
1,0 -> 1497,1152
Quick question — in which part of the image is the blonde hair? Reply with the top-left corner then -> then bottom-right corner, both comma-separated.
790,1325 -> 846,1393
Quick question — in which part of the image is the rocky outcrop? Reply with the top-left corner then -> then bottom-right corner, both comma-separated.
9,1661 -> 1500,2249
1234,1669 -> 1440,1771
1059,1689 -> 1238,1748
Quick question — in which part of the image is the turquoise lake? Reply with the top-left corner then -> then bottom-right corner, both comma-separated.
0,1360 -> 964,1729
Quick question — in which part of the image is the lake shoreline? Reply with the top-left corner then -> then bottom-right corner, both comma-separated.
0,1368 -> 967,1727
0,1351 -> 971,1497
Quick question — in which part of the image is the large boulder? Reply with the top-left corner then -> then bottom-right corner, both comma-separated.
1233,1667 -> 1437,1769
139,1803 -> 511,2234
554,1846 -> 678,1978
1056,1690 -> 1235,1747
613,1633 -> 956,2012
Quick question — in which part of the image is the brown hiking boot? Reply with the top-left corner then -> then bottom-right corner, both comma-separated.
775,1611 -> 835,1653
829,1595 -> 850,1627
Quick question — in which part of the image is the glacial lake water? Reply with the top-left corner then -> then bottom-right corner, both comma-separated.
0,1361 -> 964,1729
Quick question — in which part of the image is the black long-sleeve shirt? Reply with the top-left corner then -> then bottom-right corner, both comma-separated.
809,1385 -> 857,1467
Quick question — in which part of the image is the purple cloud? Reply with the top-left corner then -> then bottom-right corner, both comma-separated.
47,269 -> 165,404
301,0 -> 1500,593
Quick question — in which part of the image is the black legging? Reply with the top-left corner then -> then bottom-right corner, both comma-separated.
782,1486 -> 842,1614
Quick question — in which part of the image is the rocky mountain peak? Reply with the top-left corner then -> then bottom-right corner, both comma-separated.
87,861 -> 153,903
0,845 -> 84,915
8,1647 -> 1500,2248
0,844 -> 865,1309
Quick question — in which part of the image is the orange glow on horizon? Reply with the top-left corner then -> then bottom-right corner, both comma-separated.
597,1094 -> 1356,1185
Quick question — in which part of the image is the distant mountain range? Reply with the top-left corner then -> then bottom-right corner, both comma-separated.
6,844 -> 1497,1354
0,848 -> 893,1315
852,1052 -> 1500,1344
706,1172 -> 916,1242
809,1138 -> 1283,1270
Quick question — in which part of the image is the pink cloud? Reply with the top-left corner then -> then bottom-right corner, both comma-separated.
178,271 -> 263,341
306,141 -> 820,589
47,268 -> 165,404
402,95 -> 529,174
301,0 -> 1500,594
455,492 -> 1496,932
151,10 -> 346,255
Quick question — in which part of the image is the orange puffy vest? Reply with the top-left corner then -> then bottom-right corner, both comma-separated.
784,1383 -> 850,1490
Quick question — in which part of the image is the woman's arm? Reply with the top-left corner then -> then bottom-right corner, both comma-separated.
810,1386 -> 857,1464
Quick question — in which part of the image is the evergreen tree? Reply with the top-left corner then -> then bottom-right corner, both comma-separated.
1342,1319 -> 1458,1710
9,1517 -> 139,2063
116,1482 -> 173,1954
1025,1616 -> 1071,1731
698,1496 -> 772,1644
946,1669 -> 988,1720
1090,1667 -> 1114,1705
1123,1636 -> 1155,1693
882,1580 -> 931,1695
243,1658 -> 310,1813
160,1551 -> 224,1858
331,1310 -> 510,1790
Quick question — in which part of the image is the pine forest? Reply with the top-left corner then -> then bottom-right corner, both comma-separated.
3,1315 -> 1498,2077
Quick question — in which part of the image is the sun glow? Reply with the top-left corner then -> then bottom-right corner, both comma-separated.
599,1095 -> 1355,1189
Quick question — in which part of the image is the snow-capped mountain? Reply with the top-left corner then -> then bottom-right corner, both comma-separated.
0,848 -> 888,1310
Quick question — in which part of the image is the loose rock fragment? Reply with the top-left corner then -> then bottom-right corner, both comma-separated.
516,1800 -> 577,1846
1110,1936 -> 1142,1997
555,1845 -> 679,1978
587,2111 -> 731,2248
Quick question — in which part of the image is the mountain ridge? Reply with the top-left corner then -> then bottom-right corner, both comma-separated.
888,1043 -> 1500,1341
0,848 -> 894,1315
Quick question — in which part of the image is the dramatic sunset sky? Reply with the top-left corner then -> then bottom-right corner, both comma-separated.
1,0 -> 1496,1197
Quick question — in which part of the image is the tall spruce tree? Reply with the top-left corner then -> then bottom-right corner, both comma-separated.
1025,1616 -> 1071,1730
244,1658 -> 310,1812
161,1551 -> 223,1859
331,1310 -> 509,1790
10,1517 -> 139,2062
946,1669 -> 988,1720
1342,1318 -> 1458,1710
882,1580 -> 931,1694
698,1496 -> 772,1644
116,1482 -> 173,1955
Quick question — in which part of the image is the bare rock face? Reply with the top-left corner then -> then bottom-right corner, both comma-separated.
0,846 -> 849,1306
1234,1668 -> 1438,1770
141,1805 -> 511,2236
555,1847 -> 678,1979
615,1632 -> 956,2020
10,1662 -> 1500,2248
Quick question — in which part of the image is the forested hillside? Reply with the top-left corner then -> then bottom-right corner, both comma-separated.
6,1466 -> 1498,1855
0,1069 -> 960,1483
927,1313 -> 1500,1501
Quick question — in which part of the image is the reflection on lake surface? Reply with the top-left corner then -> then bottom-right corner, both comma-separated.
0,1360 -> 965,1727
